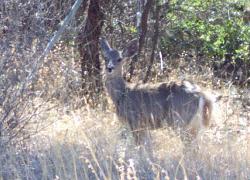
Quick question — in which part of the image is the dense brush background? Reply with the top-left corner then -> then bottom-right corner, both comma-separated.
0,0 -> 249,179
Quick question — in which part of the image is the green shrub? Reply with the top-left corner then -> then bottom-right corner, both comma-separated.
162,0 -> 250,66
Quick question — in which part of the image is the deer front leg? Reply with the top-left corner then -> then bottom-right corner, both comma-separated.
132,129 -> 152,146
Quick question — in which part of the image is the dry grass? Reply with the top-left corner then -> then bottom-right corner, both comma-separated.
0,47 -> 249,179
0,88 -> 249,180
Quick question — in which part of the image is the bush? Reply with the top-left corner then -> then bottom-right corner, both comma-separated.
161,0 -> 250,81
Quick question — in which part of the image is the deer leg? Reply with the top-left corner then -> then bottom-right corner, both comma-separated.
133,129 -> 153,153
132,130 -> 154,158
132,129 -> 152,145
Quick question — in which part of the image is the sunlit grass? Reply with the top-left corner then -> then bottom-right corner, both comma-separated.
0,90 -> 249,179
0,46 -> 249,179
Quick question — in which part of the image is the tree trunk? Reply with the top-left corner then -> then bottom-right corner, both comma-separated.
78,0 -> 104,105
128,0 -> 153,82
143,1 -> 163,83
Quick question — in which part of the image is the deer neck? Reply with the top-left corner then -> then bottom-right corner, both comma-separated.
105,74 -> 126,104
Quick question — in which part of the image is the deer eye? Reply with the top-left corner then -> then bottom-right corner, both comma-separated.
117,58 -> 122,62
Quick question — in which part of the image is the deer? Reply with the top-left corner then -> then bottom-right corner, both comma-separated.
99,37 -> 215,145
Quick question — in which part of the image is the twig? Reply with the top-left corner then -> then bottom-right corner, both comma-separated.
20,0 -> 86,97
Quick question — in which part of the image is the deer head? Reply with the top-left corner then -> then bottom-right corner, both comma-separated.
99,38 -> 138,74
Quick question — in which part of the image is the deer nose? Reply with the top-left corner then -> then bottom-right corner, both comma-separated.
107,62 -> 114,72
107,67 -> 113,72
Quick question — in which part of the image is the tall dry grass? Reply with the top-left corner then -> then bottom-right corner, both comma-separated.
0,80 -> 249,179
0,41 -> 249,180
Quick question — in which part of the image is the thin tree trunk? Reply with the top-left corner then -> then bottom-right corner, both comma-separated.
128,0 -> 153,82
78,0 -> 104,105
143,2 -> 161,83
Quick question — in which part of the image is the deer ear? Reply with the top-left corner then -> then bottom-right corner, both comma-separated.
99,37 -> 112,53
99,37 -> 112,62
122,39 -> 138,58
